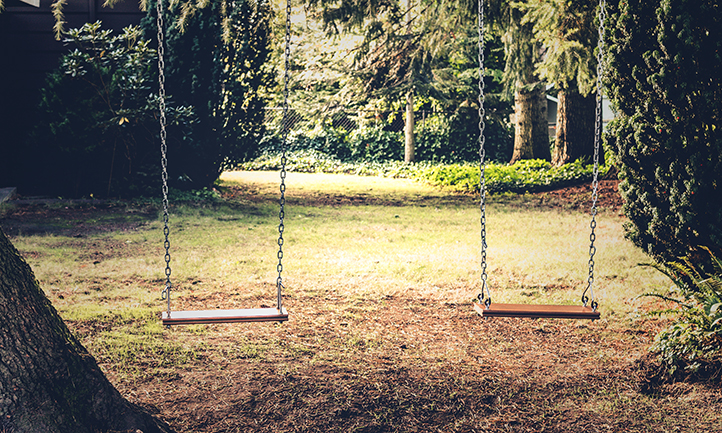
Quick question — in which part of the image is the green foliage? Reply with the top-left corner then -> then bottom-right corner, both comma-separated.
605,0 -> 722,265
415,117 -> 451,163
448,106 -> 513,164
522,0 -> 598,95
167,187 -> 222,203
242,151 -> 604,194
259,107 -> 512,165
348,125 -> 403,161
262,123 -> 353,161
31,22 -> 194,198
424,159 -> 603,194
641,249 -> 722,380
414,112 -> 513,165
144,0 -> 273,190
242,149 -> 423,178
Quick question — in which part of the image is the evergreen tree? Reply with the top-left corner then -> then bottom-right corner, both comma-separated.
144,0 -> 273,190
523,0 -> 600,167
500,3 -> 549,163
302,0 -> 535,163
305,0 -> 437,163
605,0 -> 722,265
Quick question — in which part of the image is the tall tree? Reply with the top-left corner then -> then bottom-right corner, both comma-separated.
500,3 -> 550,163
523,0 -> 600,167
148,0 -> 273,189
304,0 -> 443,163
0,229 -> 172,432
404,0 -> 415,162
605,0 -> 722,266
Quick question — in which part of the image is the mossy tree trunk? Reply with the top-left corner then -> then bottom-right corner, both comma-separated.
0,228 -> 172,433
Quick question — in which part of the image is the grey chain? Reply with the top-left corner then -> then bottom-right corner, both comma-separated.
157,0 -> 171,318
476,0 -> 490,308
276,0 -> 292,311
582,0 -> 606,311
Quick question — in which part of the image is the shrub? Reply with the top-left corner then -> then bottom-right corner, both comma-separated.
348,125 -> 403,162
31,22 -> 194,198
641,248 -> 722,381
415,117 -> 451,163
422,159 -> 603,194
144,0 -> 273,190
447,106 -> 514,164
605,0 -> 722,266
263,124 -> 352,161
242,152 -> 604,195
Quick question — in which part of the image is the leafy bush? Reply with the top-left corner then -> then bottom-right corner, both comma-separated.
642,249 -> 722,381
348,125 -> 404,162
423,159 -> 604,194
257,108 -> 513,165
240,150 -> 426,178
261,124 -> 352,161
31,23 -> 193,198
605,0 -> 722,266
415,117 -> 451,163
447,106 -> 514,164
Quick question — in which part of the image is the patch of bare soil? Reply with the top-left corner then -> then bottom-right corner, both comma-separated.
219,178 -> 625,213
97,295 -> 721,433
535,179 -> 624,212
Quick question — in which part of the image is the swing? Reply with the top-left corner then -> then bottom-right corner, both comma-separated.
472,0 -> 605,320
156,0 -> 291,326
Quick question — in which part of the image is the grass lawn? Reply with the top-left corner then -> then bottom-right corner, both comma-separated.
1,171 -> 719,432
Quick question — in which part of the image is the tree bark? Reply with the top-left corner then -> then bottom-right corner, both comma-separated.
510,86 -> 548,164
532,90 -> 550,161
552,88 -> 596,166
404,91 -> 415,163
0,229 -> 173,433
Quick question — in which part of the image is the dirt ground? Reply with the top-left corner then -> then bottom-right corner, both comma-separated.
3,179 -> 721,433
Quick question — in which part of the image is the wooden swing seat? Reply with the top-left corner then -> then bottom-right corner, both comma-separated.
162,307 -> 289,325
473,302 -> 599,320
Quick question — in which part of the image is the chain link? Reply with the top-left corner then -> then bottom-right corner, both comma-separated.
276,0 -> 292,312
156,0 -> 172,318
582,0 -> 606,311
476,0 -> 491,308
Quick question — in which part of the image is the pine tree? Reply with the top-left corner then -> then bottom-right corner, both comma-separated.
524,0 -> 599,167
605,0 -> 722,265
305,0 -> 437,163
144,0 -> 273,190
501,4 -> 549,163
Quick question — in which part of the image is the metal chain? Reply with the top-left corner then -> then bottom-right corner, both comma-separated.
582,0 -> 606,311
276,0 -> 292,312
156,0 -> 172,318
476,0 -> 491,308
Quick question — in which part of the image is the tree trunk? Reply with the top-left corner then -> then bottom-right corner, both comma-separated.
404,91 -> 415,163
0,229 -> 173,433
552,88 -> 596,166
532,90 -> 550,161
510,86 -> 548,164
